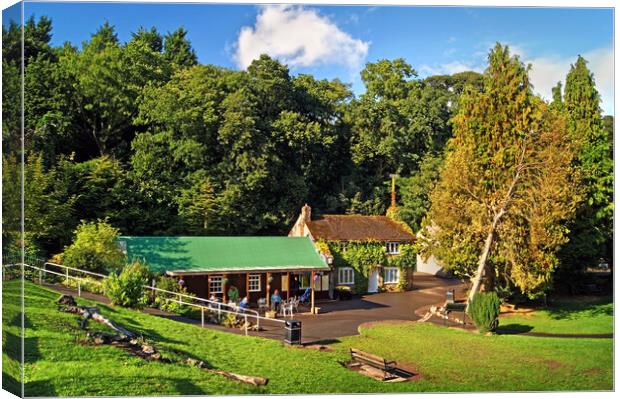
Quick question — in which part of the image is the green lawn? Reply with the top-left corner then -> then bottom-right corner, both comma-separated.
498,296 -> 613,335
2,280 -> 613,395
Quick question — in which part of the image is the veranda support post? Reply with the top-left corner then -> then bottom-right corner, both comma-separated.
311,271 -> 315,314
266,272 -> 271,308
223,273 -> 228,303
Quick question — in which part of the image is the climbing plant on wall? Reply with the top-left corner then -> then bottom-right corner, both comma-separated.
386,243 -> 417,291
320,240 -> 417,293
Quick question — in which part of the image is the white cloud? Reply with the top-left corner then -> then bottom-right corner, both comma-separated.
514,46 -> 614,115
234,5 -> 369,71
423,44 -> 613,115
419,60 -> 484,77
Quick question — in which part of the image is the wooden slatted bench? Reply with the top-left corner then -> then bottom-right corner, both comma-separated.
349,348 -> 397,380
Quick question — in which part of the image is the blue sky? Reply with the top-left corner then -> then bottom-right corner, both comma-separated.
18,2 -> 615,114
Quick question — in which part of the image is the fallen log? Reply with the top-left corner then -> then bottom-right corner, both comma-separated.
57,294 -> 135,338
184,358 -> 268,386
58,295 -> 268,386
206,369 -> 268,386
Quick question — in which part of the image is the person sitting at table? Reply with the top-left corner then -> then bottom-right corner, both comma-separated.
271,289 -> 282,311
239,296 -> 249,310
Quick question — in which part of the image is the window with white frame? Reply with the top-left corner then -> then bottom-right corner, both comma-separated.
338,267 -> 355,285
386,242 -> 400,255
338,241 -> 348,253
209,275 -> 223,293
248,274 -> 261,292
384,267 -> 400,284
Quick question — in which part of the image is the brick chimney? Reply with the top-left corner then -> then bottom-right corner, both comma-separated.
301,203 -> 312,222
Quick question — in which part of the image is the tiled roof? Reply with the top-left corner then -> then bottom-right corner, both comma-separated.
118,236 -> 328,274
306,215 -> 415,242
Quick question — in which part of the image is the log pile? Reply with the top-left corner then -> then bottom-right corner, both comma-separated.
56,294 -> 268,386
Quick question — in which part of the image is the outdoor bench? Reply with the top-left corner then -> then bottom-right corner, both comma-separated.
443,302 -> 467,325
349,348 -> 397,380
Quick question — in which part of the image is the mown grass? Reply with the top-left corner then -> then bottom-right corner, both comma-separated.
2,280 -> 613,395
2,278 -> 22,397
498,296 -> 613,335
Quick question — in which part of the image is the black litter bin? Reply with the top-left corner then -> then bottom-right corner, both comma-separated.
284,320 -> 302,345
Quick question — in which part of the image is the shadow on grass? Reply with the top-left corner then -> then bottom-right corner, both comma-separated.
24,336 -> 42,363
2,371 -> 21,397
24,378 -> 58,397
3,330 -> 22,363
495,324 -> 534,335
545,297 -> 613,320
303,338 -> 342,346
4,314 -> 41,363
169,378 -> 207,395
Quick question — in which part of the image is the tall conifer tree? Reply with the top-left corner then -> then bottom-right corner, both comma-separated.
559,56 -> 614,272
420,44 -> 580,299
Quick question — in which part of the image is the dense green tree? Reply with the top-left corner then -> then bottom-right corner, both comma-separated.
397,153 -> 444,232
2,20 -> 23,155
2,20 -> 22,65
550,81 -> 564,111
424,70 -> 484,113
24,48 -> 77,164
131,26 -> 163,52
2,155 -> 21,252
420,44 -> 580,299
2,16 -> 54,66
57,22 -> 170,159
1,60 -> 21,155
345,59 -> 452,216
24,15 -> 54,62
62,220 -> 126,273
132,56 -> 354,234
163,27 -> 197,67
15,14 -> 606,298
558,56 -> 614,272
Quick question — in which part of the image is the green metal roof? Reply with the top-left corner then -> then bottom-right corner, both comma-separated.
118,236 -> 328,274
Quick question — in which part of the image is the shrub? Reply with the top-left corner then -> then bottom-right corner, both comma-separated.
221,313 -> 237,328
67,276 -> 105,295
152,275 -> 195,313
62,220 -> 126,274
103,261 -> 149,308
468,291 -> 501,333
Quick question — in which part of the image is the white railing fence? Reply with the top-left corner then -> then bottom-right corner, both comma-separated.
2,256 -> 286,336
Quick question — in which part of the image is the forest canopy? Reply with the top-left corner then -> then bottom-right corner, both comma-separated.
2,17 -> 613,297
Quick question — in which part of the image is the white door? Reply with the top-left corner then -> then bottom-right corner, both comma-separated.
368,268 -> 379,293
